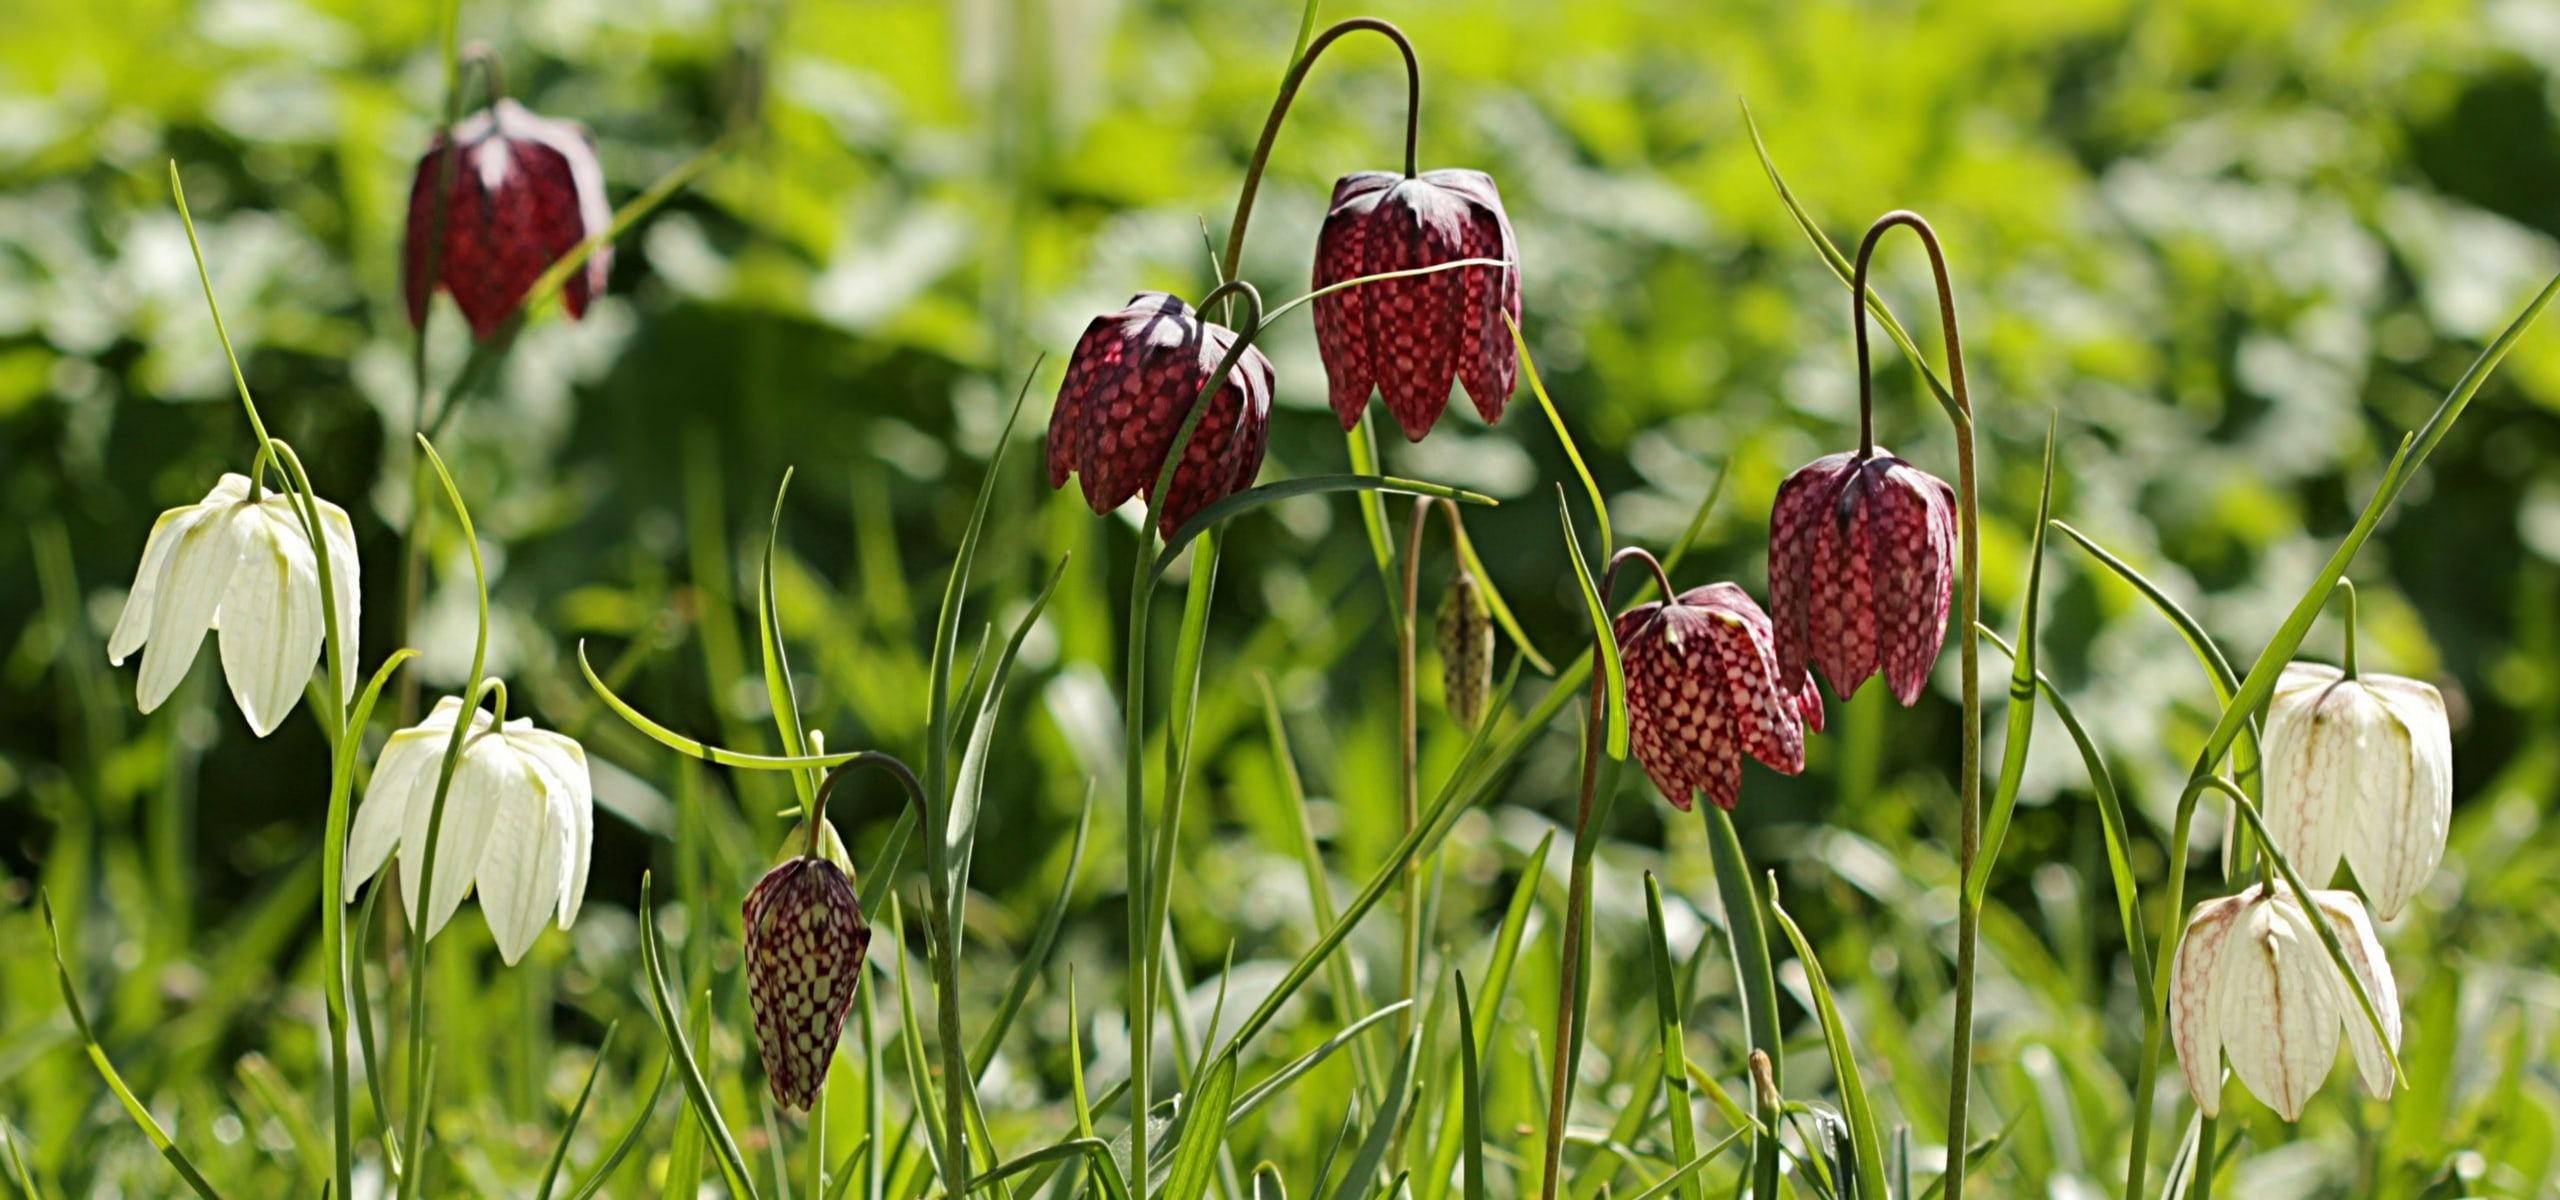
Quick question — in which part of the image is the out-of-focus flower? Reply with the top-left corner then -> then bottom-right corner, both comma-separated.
1767,448 -> 1957,705
1615,582 -> 1825,812
404,99 -> 612,340
344,695 -> 594,965
108,472 -> 360,737
1437,567 -> 1494,729
1310,170 -> 1519,441
743,853 -> 873,1111
1046,292 -> 1275,538
2170,883 -> 2398,1121
2263,662 -> 2452,920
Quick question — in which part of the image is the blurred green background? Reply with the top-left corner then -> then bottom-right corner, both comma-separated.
7,0 -> 2560,1195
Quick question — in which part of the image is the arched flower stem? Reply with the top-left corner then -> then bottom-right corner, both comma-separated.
1221,17 -> 1423,286
1538,546 -> 1669,1200
2334,579 -> 2361,680
1849,211 -> 1982,1200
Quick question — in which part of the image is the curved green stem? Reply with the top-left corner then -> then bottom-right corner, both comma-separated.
1220,17 -> 1422,285
2335,579 -> 2360,680
1849,211 -> 1980,1200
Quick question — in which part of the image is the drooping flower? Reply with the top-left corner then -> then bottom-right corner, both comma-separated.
1615,582 -> 1825,812
743,853 -> 874,1111
2263,662 -> 2452,921
404,98 -> 612,340
1767,448 -> 1958,706
1436,567 -> 1494,729
107,472 -> 360,738
1310,170 -> 1519,441
2170,883 -> 2398,1120
343,694 -> 594,965
1047,292 -> 1276,538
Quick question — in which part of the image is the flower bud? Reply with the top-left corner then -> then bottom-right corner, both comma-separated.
1766,449 -> 1957,705
2170,883 -> 2398,1121
403,99 -> 612,340
1615,582 -> 1825,812
1310,170 -> 1519,441
742,855 -> 873,1111
2263,662 -> 2452,920
1436,568 -> 1494,729
1046,292 -> 1275,538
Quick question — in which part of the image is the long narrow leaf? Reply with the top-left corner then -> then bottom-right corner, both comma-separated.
1643,875 -> 1704,1200
1324,1032 -> 1421,1200
40,893 -> 226,1200
565,1053 -> 674,1200
1153,475 -> 1496,578
971,779 -> 1096,1075
534,1022 -> 618,1200
1506,313 -> 1611,554
1768,889 -> 1890,1200
1456,975 -> 1487,1200
1556,492 -> 1628,759
636,875 -> 762,1200
1968,421 -> 2056,910
1706,808 -> 1782,1200
1164,1057 -> 1241,1200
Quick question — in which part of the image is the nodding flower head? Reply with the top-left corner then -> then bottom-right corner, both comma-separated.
1046,291 -> 1275,538
404,99 -> 612,340
742,854 -> 874,1112
2171,883 -> 2399,1121
2263,662 -> 2453,921
1310,170 -> 1519,441
1615,582 -> 1824,812
1767,448 -> 1958,706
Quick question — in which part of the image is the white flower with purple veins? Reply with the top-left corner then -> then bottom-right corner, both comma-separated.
2264,662 -> 2453,920
108,472 -> 359,737
2171,883 -> 2399,1121
344,695 -> 594,965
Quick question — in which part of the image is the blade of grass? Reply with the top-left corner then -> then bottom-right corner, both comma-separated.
1767,888 -> 1889,1200
1506,314 -> 1610,554
1705,809 -> 1781,1200
1555,492 -> 1628,759
1165,1057 -> 1241,1200
1456,975 -> 1487,1200
565,1052 -> 674,1200
1153,476 -> 1497,579
1450,507 -> 1554,675
1324,1031 -> 1421,1200
536,1023 -> 619,1200
1420,833 -> 1554,1200
1256,673 -> 1385,1108
1643,875 -> 1704,1200
1231,1001 -> 1413,1123
970,780 -> 1096,1075
1967,420 -> 2056,910
637,874 -> 763,1200
40,892 -> 226,1200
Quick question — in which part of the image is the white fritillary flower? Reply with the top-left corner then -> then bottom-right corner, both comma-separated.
2264,662 -> 2453,919
107,473 -> 359,737
344,695 -> 593,965
2171,883 -> 2399,1121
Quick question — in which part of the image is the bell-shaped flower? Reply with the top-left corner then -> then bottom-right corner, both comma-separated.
2263,662 -> 2452,920
1615,582 -> 1825,812
1046,291 -> 1275,537
2170,883 -> 2399,1121
343,695 -> 594,965
1767,448 -> 1958,705
743,853 -> 874,1111
404,98 -> 612,340
1310,170 -> 1519,441
107,473 -> 360,737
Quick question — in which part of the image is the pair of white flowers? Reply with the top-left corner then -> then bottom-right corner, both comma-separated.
110,469 -> 593,964
2171,660 -> 2452,1121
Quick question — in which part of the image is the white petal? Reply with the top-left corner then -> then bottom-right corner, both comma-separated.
109,504 -> 205,665
2348,676 -> 2452,920
2218,892 -> 2341,1121
2263,672 -> 2357,888
314,498 -> 363,701
400,728 -> 509,943
219,505 -> 325,737
2170,892 -> 2249,1118
475,741 -> 568,965
345,723 -> 447,900
513,729 -> 593,928
2272,660 -> 2342,701
135,500 -> 248,714
2309,889 -> 2400,1101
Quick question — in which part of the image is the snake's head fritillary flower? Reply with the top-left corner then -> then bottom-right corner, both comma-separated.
404,99 -> 612,340
107,472 -> 360,737
743,853 -> 873,1111
1046,292 -> 1276,538
2170,883 -> 2398,1121
343,694 -> 594,965
1310,170 -> 1519,441
2263,662 -> 2452,921
1767,448 -> 1958,706
1615,582 -> 1825,812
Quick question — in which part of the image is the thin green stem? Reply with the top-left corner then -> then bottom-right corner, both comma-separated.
2124,766 -> 2214,1200
1220,17 -> 1421,286
2336,579 -> 2361,680
1848,211 -> 1980,1200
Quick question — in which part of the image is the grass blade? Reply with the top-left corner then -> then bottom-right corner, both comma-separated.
757,469 -> 819,807
1767,887 -> 1890,1200
1324,1032 -> 1421,1200
970,779 -> 1096,1075
1642,875 -> 1703,1200
637,874 -> 763,1200
579,641 -> 862,770
1164,1057 -> 1241,1200
1506,313 -> 1611,554
565,1052 -> 674,1200
40,893 -> 226,1200
1153,476 -> 1497,578
1456,975 -> 1487,1200
1705,808 -> 1782,1200
1231,1002 -> 1413,1123
535,1022 -> 619,1200
1451,506 -> 1555,675
1967,420 -> 2055,910
1555,491 -> 1628,759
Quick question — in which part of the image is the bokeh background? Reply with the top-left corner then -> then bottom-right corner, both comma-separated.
7,0 -> 2560,1195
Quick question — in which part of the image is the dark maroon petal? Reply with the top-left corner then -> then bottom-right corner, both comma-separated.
1312,174 -> 1396,431
1152,325 -> 1272,537
401,139 -> 458,330
1429,170 -> 1520,424
402,101 -> 612,341
1618,584 -> 1811,811
742,857 -> 873,1112
1768,453 -> 1856,695
1083,294 -> 1204,514
1370,182 -> 1473,441
1805,456 -> 1880,700
1869,459 -> 1957,705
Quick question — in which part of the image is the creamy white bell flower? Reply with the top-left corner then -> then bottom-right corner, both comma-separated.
107,473 -> 360,737
2263,662 -> 2452,920
2171,883 -> 2399,1121
344,694 -> 594,965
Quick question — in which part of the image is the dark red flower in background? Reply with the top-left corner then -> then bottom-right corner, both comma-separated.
742,855 -> 873,1112
1310,170 -> 1519,441
1767,449 -> 1958,706
1615,582 -> 1824,812
403,99 -> 612,340
1047,292 -> 1276,538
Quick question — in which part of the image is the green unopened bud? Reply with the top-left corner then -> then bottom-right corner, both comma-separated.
1437,568 -> 1494,729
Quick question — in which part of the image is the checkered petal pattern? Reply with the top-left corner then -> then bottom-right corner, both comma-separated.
1615,582 -> 1823,812
1047,292 -> 1276,538
1311,169 -> 1520,441
742,856 -> 874,1112
403,100 -> 613,340
1767,448 -> 1958,706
